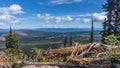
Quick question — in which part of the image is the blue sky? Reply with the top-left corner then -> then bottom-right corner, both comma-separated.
0,0 -> 106,29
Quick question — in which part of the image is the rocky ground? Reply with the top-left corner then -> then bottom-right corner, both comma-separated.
0,51 -> 11,68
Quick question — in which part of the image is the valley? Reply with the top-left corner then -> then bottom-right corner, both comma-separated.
0,28 -> 101,50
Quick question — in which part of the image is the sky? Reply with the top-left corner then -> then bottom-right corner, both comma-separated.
0,0 -> 106,29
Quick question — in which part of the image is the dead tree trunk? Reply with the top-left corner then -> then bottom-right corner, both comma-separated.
65,43 -> 79,63
79,42 -> 97,56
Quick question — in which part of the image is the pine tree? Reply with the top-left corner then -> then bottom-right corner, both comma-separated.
101,19 -> 108,43
9,26 -> 13,36
103,0 -> 114,35
102,0 -> 120,43
5,26 -> 14,49
102,0 -> 115,43
13,29 -> 21,49
90,19 -> 94,43
5,27 -> 21,50
113,0 -> 120,41
63,36 -> 67,47
69,36 -> 73,46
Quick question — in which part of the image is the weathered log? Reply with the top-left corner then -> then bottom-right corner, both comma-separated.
79,42 -> 97,56
96,52 -> 107,57
65,43 -> 79,63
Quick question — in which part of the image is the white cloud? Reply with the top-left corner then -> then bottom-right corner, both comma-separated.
37,13 -> 73,23
37,14 -> 41,18
37,13 -> 54,23
54,16 -> 73,23
0,14 -> 20,23
0,4 -> 24,24
70,14 -> 92,17
75,18 -> 92,23
54,16 -> 72,23
50,0 -> 82,4
74,12 -> 107,23
55,17 -> 62,23
36,12 -> 106,24
64,16 -> 72,21
93,12 -> 107,22
0,23 -> 4,26
75,18 -> 81,22
0,4 -> 24,14
82,18 -> 91,23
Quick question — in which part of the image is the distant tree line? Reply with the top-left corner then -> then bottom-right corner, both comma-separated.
63,36 -> 73,47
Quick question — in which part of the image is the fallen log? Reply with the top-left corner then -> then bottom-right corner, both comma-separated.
79,42 -> 97,56
69,57 -> 112,66
23,61 -> 66,66
96,52 -> 107,57
65,43 -> 79,63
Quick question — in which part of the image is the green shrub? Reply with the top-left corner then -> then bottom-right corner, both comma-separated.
103,49 -> 120,63
30,48 -> 46,62
104,34 -> 118,45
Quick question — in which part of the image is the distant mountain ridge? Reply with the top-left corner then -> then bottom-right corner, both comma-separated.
0,29 -> 8,33
0,28 -> 102,33
0,29 -> 101,50
33,28 -> 102,33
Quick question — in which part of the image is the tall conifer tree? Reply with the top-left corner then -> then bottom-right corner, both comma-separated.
69,36 -> 73,46
101,19 -> 108,43
63,36 -> 67,47
103,0 -> 114,35
102,0 -> 120,43
113,0 -> 120,41
5,26 -> 21,49
90,19 -> 94,43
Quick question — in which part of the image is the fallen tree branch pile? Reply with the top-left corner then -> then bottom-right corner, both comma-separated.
44,42 -> 118,59
44,43 -> 89,59
44,42 -> 119,65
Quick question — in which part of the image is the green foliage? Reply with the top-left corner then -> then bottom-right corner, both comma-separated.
29,48 -> 46,62
104,34 -> 118,45
5,26 -> 25,62
69,36 -> 73,46
7,49 -> 26,62
102,0 -> 120,43
103,49 -> 120,63
102,0 -> 114,35
113,0 -> 120,37
90,19 -> 94,43
5,27 -> 21,50
64,36 -> 67,47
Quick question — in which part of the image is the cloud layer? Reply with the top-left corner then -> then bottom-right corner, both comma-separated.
0,23 -> 4,26
36,12 -> 106,24
0,4 -> 24,14
0,14 -> 20,23
93,12 -> 106,22
0,4 -> 24,25
37,13 -> 73,23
